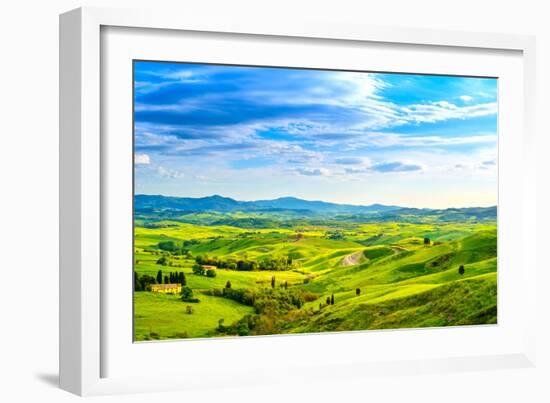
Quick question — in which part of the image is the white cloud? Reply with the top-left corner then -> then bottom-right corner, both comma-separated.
346,132 -> 497,149
371,161 -> 423,173
334,157 -> 365,165
135,153 -> 151,165
460,95 -> 473,102
295,167 -> 330,176
157,166 -> 184,179
400,101 -> 496,124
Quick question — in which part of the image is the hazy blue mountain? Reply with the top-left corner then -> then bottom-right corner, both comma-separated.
134,194 -> 401,214
134,194 -> 496,223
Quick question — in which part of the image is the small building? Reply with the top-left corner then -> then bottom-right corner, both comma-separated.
201,265 -> 217,271
150,283 -> 182,294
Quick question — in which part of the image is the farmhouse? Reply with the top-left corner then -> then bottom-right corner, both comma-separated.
150,283 -> 182,294
201,265 -> 217,271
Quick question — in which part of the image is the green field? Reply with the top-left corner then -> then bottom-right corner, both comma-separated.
133,207 -> 497,341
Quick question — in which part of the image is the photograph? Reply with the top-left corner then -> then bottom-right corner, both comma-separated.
132,61 -> 498,341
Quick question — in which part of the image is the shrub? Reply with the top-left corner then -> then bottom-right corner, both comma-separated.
181,286 -> 200,303
206,269 -> 217,278
217,318 -> 225,331
302,291 -> 318,302
185,305 -> 194,314
192,264 -> 205,276
174,331 -> 189,339
138,274 -> 156,291
158,240 -> 184,254
237,322 -> 250,336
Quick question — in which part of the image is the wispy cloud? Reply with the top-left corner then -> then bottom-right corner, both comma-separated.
294,167 -> 330,176
157,166 -> 184,179
371,161 -> 423,173
134,153 -> 151,165
133,62 -> 497,206
334,157 -> 369,165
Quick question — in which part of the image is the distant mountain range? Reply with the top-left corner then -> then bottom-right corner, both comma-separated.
135,194 -> 400,214
134,194 -> 496,218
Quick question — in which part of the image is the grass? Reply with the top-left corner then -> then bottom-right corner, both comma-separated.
133,217 -> 497,341
134,292 -> 254,340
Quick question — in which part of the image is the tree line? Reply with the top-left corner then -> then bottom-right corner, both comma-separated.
134,270 -> 186,291
195,254 -> 295,272
156,240 -> 199,255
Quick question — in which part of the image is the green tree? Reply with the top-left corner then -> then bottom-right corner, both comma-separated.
156,270 -> 163,284
206,269 -> 217,278
178,272 -> 186,286
423,237 -> 431,245
225,280 -> 232,289
237,322 -> 250,336
192,264 -> 205,276
217,318 -> 225,331
181,286 -> 192,299
164,275 -> 169,284
284,281 -> 288,289
330,294 -> 335,305
138,274 -> 156,291
271,276 -> 276,288
356,288 -> 361,296
134,271 -> 141,291
181,286 -> 199,302
326,296 -> 331,305
458,265 -> 465,275
156,256 -> 168,266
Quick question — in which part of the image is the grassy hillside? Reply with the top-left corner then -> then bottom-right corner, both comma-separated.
133,211 -> 497,341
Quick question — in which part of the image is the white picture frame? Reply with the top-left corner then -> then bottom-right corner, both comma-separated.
59,6 -> 537,396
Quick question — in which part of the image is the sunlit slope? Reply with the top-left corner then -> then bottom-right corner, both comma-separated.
134,292 -> 254,340
133,218 -> 497,339
295,230 -> 497,332
294,274 -> 496,332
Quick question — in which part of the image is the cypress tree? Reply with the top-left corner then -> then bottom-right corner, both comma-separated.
134,271 -> 141,291
156,270 -> 162,284
178,272 -> 186,286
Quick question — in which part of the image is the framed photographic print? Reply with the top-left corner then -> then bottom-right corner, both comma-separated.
60,7 -> 537,396
132,60 -> 499,341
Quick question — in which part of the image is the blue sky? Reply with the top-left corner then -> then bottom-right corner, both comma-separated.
134,61 -> 498,208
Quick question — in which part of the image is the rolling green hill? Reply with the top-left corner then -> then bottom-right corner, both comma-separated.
133,207 -> 497,341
